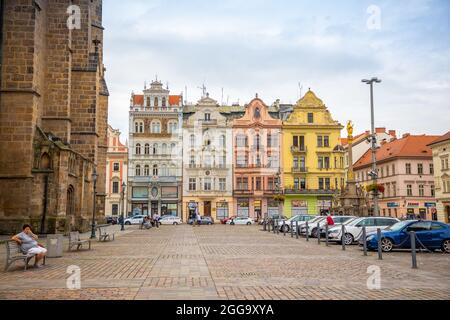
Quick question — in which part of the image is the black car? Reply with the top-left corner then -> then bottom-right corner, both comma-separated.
188,216 -> 215,225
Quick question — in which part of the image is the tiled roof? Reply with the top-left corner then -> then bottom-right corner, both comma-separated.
133,95 -> 144,106
354,135 -> 439,169
428,131 -> 450,146
169,95 -> 182,106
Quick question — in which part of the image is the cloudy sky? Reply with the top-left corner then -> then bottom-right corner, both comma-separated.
103,0 -> 450,141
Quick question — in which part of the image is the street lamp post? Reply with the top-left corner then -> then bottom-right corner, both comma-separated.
121,182 -> 126,231
362,77 -> 382,217
90,168 -> 98,239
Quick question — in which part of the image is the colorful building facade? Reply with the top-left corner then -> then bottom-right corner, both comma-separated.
182,94 -> 234,221
354,134 -> 439,220
282,90 -> 345,217
232,96 -> 283,220
105,126 -> 128,217
428,132 -> 450,223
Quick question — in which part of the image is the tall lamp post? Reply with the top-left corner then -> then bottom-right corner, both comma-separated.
121,182 -> 126,231
90,168 -> 98,239
362,77 -> 382,216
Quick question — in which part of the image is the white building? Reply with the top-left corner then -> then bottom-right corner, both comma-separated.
127,80 -> 183,217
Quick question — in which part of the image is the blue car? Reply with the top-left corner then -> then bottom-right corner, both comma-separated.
366,220 -> 450,253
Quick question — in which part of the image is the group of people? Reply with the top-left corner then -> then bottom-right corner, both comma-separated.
141,214 -> 161,229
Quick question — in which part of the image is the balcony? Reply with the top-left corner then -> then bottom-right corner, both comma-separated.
198,119 -> 218,126
292,167 -> 308,173
291,146 -> 307,154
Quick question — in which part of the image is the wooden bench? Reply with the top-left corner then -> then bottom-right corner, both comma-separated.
4,240 -> 46,271
98,225 -> 115,242
68,231 -> 92,251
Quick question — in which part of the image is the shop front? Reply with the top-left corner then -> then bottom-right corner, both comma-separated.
237,198 -> 250,218
131,186 -> 149,216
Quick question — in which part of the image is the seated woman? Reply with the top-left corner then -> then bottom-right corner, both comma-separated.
11,224 -> 47,268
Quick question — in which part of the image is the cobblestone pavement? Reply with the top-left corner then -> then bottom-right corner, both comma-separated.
0,225 -> 449,300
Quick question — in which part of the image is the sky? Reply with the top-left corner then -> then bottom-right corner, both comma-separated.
103,0 -> 450,142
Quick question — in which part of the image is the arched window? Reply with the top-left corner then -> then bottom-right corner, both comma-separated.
146,97 -> 151,107
136,143 -> 141,155
171,143 -> 176,155
135,121 -> 144,133
168,121 -> 178,134
161,164 -> 167,176
135,122 -> 139,133
144,144 -> 150,155
190,135 -> 195,148
162,97 -> 167,107
144,165 -> 150,176
154,97 -> 159,107
171,164 -> 176,176
153,143 -> 158,155
256,134 -> 261,150
254,108 -> 261,119
40,153 -> 51,170
151,121 -> 161,134
153,164 -> 158,176
136,165 -> 141,176
162,143 -> 167,155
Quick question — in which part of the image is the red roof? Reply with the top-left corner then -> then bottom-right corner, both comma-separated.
354,135 -> 440,169
428,131 -> 450,146
169,95 -> 182,106
133,95 -> 144,106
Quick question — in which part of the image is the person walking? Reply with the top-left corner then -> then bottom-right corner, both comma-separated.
196,209 -> 202,227
326,213 -> 335,227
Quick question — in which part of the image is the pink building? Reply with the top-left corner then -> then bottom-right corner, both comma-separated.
232,96 -> 283,220
354,134 -> 439,220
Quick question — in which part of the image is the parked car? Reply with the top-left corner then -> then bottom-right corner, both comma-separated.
188,216 -> 215,225
106,216 -> 118,225
317,216 -> 357,238
159,215 -> 182,225
364,220 -> 450,253
328,217 -> 400,245
220,216 -> 237,225
277,215 -> 316,232
228,217 -> 254,225
268,214 -> 288,223
298,216 -> 327,235
124,215 -> 145,225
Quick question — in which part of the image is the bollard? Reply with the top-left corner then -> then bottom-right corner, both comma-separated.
325,224 -> 329,246
276,220 -> 279,235
291,221 -> 294,238
377,228 -> 383,260
283,220 -> 286,236
273,220 -> 276,234
341,224 -> 346,251
296,221 -> 299,239
362,227 -> 368,256
305,221 -> 309,242
268,220 -> 271,232
317,223 -> 321,245
263,220 -> 267,231
411,231 -> 418,269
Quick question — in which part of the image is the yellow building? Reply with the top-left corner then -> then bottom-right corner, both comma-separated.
282,90 -> 345,217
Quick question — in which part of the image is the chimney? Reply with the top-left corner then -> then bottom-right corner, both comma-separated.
376,127 -> 386,134
389,130 -> 397,138
402,133 -> 411,139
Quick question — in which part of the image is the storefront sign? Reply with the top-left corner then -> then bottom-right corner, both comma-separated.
387,202 -> 399,208
132,187 -> 148,199
424,203 -> 436,208
292,200 -> 307,208
161,186 -> 178,198
407,202 -> 419,207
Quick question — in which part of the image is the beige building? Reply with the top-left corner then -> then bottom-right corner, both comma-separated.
105,126 -> 128,217
428,132 -> 450,223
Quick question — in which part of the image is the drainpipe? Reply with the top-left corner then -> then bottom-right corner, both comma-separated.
0,0 -> 5,96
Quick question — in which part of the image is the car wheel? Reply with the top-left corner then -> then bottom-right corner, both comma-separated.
311,228 -> 318,238
247,222 -> 251,226
441,239 -> 450,253
125,221 -> 131,225
173,222 -> 178,226
230,222 -> 235,225
381,238 -> 394,252
282,225 -> 289,233
343,233 -> 354,245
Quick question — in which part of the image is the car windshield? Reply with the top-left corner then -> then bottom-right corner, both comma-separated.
309,216 -> 325,224
347,218 -> 364,226
386,220 -> 414,232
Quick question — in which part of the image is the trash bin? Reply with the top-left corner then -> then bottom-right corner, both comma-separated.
46,234 -> 64,258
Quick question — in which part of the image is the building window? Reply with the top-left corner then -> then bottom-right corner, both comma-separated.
190,135 -> 195,148
386,166 -> 390,176
113,163 -> 120,172
268,178 -> 275,190
255,177 -> 262,191
154,97 -> 159,107
144,165 -> 150,176
237,177 -> 248,190
162,97 -> 166,107
392,183 -> 397,197
430,164 -> 434,175
135,165 -> 141,176
419,185 -> 424,197
325,178 -> 331,190
146,97 -> 151,107
162,144 -> 167,155
168,121 -> 177,134
220,135 -> 226,148
112,204 -> 119,215
236,153 -> 248,167
406,163 -> 411,174
380,167 -> 384,178
431,185 -> 435,197
392,164 -> 396,175
407,184 -> 413,196
317,136 -> 323,147
151,121 -> 161,133
418,163 -> 423,175
308,113 -> 314,124
153,165 -> 158,176
319,178 -> 324,190
153,144 -> 158,155
135,121 -> 144,133
144,144 -> 150,155
204,178 -> 212,191
236,135 -> 248,148
189,178 -> 197,191
324,136 -> 330,147
204,113 -> 211,121
136,144 -> 141,155
112,181 -> 119,194
219,178 -> 226,191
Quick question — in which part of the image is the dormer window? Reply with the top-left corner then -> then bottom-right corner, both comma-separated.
162,97 -> 167,107
205,113 -> 211,121
154,97 -> 159,107
254,108 -> 261,119
146,97 -> 151,107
